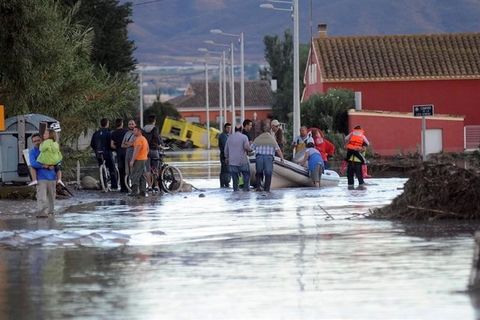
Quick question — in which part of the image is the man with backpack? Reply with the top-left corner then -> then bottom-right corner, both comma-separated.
142,114 -> 162,192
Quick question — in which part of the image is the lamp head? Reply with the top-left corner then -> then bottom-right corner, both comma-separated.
260,3 -> 274,9
210,29 -> 223,34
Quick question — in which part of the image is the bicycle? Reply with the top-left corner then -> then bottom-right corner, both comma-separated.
96,151 -> 119,192
156,146 -> 183,193
125,146 -> 183,194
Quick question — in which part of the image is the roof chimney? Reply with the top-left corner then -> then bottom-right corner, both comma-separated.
270,79 -> 277,92
318,24 -> 327,38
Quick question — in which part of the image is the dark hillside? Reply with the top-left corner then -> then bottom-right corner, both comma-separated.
124,0 -> 480,65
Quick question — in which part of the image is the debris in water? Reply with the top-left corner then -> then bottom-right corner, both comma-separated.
370,162 -> 480,220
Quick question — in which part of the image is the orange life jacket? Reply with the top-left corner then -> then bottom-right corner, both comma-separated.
346,129 -> 366,150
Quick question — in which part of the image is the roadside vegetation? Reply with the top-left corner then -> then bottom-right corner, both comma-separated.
0,0 -> 138,144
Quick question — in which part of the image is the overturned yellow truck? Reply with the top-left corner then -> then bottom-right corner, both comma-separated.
161,117 -> 220,149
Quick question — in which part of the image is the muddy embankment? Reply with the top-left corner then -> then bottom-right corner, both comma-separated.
371,152 -> 480,220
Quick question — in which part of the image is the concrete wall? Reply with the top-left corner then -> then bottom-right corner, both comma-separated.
348,110 -> 465,156
322,79 -> 480,126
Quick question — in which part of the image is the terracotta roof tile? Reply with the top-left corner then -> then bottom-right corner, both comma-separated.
314,32 -> 480,81
168,80 -> 273,109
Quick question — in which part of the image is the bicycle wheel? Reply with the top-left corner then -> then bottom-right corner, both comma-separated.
99,164 -> 110,192
113,165 -> 120,191
124,174 -> 132,192
160,165 -> 183,193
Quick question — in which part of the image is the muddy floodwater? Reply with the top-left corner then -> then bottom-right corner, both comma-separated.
0,150 -> 479,319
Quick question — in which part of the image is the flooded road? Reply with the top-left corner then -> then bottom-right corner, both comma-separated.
0,150 -> 478,319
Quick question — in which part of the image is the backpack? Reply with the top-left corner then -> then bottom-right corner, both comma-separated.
91,129 -> 108,153
142,126 -> 159,149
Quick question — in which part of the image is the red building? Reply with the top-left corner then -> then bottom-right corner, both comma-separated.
303,25 -> 480,153
169,80 -> 273,125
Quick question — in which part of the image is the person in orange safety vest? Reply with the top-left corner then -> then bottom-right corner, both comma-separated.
344,125 -> 370,164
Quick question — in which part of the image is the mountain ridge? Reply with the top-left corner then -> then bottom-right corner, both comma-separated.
124,0 -> 480,65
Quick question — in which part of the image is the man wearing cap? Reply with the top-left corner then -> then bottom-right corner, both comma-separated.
251,126 -> 284,192
270,119 -> 285,152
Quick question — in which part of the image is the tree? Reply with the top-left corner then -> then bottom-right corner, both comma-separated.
262,30 -> 309,123
301,88 -> 355,135
0,0 -> 137,142
62,0 -> 137,74
143,101 -> 181,132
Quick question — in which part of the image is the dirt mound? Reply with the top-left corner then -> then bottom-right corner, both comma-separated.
370,162 -> 480,220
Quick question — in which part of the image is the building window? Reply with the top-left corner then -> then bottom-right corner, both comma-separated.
170,126 -> 181,136
309,63 -> 317,84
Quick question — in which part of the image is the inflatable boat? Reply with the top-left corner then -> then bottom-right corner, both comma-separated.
249,156 -> 340,189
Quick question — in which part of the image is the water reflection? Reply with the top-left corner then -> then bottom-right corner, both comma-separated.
0,149 -> 477,319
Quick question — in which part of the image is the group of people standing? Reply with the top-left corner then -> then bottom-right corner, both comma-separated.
28,115 -> 164,218
89,115 -> 162,197
28,114 -> 369,216
219,120 -> 370,191
219,119 -> 284,192
294,124 -> 369,188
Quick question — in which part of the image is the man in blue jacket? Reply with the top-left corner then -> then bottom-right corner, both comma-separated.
218,122 -> 231,188
90,118 -> 118,190
29,133 -> 57,217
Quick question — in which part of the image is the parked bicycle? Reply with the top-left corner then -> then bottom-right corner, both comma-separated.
96,151 -> 119,192
125,146 -> 183,193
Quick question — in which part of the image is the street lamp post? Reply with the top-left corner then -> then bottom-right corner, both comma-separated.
210,29 -> 245,123
198,48 -> 224,148
229,42 -> 235,128
132,67 -> 145,127
204,39 -> 236,128
218,59 -> 223,130
204,59 -> 211,149
222,51 -> 227,127
139,70 -> 144,128
260,0 -> 301,137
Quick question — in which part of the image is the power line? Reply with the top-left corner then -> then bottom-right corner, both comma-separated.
131,0 -> 165,7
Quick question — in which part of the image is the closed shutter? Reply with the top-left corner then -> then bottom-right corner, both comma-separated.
465,125 -> 480,149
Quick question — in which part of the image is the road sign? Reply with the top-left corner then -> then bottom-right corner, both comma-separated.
413,104 -> 434,161
413,104 -> 434,117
